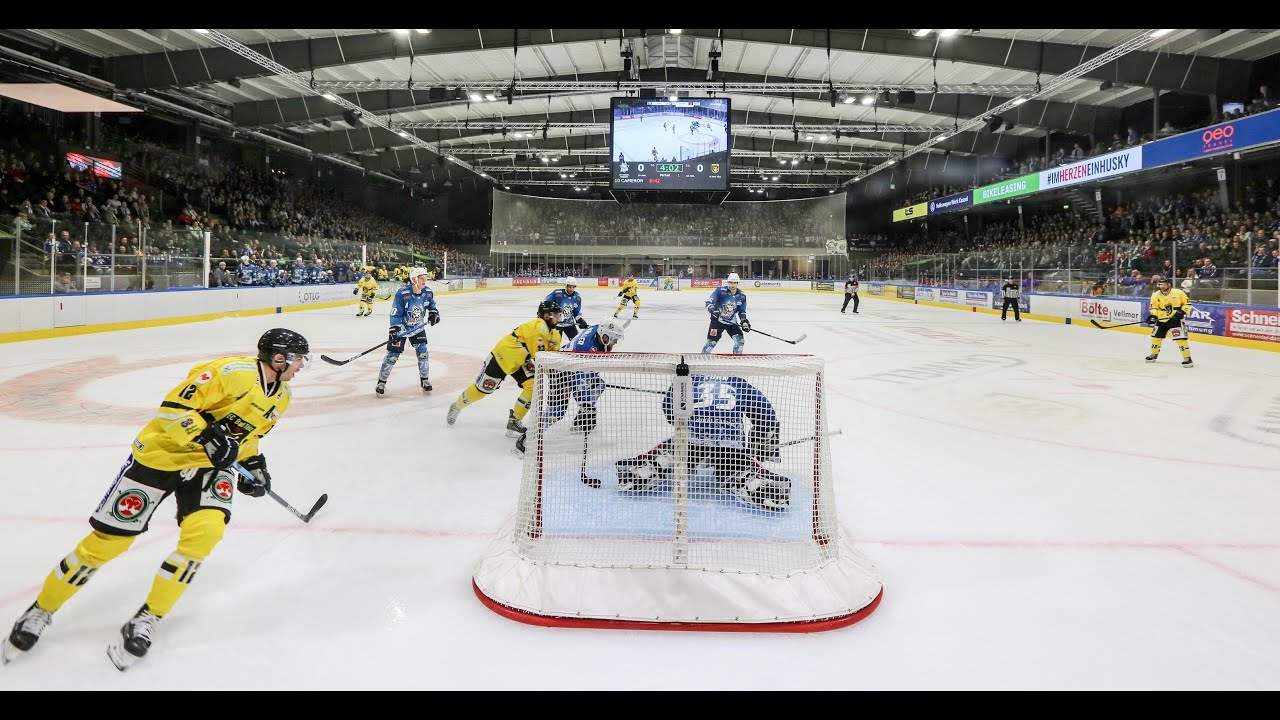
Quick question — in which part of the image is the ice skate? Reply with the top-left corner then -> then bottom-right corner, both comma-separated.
1145,355 -> 1159,363
505,411 -> 524,438
446,404 -> 461,426
375,380 -> 387,396
106,605 -> 160,671
1182,358 -> 1194,368
2,602 -> 52,664
421,377 -> 433,392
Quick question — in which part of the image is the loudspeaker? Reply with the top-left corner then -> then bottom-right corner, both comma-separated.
427,87 -> 448,102
639,88 -> 657,99
897,90 -> 916,105
985,116 -> 1004,133
342,109 -> 362,127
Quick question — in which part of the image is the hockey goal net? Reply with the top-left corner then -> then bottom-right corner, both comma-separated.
473,352 -> 882,631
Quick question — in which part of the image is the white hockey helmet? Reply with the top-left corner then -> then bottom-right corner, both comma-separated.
726,272 -> 741,283
598,319 -> 626,348
565,276 -> 578,287
409,267 -> 429,280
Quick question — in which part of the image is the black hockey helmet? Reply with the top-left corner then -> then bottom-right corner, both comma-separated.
537,299 -> 559,318
257,328 -> 310,363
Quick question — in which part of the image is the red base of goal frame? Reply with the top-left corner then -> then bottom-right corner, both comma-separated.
472,581 -> 883,633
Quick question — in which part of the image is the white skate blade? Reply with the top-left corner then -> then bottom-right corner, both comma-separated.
106,642 -> 141,671
2,637 -> 24,665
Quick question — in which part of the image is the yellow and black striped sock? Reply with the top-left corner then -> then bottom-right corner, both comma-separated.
1177,340 -> 1191,361
1149,338 -> 1164,357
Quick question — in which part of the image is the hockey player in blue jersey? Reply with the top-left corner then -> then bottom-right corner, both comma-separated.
513,319 -> 626,460
702,272 -> 751,354
545,277 -> 588,346
614,373 -> 789,510
375,267 -> 440,396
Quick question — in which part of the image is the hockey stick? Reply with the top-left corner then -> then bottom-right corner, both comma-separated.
1089,319 -> 1148,330
233,463 -> 328,523
579,435 -> 601,489
320,322 -> 427,366
724,319 -> 807,346
780,428 -> 844,448
605,383 -> 666,395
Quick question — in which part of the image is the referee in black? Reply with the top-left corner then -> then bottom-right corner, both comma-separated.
1000,278 -> 1021,321
841,273 -> 860,314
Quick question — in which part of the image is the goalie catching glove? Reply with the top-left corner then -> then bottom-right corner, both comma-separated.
237,454 -> 272,498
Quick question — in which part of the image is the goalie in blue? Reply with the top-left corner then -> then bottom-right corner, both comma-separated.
614,374 -> 790,510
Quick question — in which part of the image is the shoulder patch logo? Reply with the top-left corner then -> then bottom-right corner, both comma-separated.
195,371 -> 213,384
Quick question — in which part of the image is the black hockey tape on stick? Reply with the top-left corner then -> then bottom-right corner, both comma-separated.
1089,319 -> 1147,330
320,322 -> 428,366
604,383 -> 667,395
233,463 -> 328,523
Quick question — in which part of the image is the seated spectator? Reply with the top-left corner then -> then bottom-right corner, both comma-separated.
1180,268 -> 1197,293
52,272 -> 75,293
209,260 -> 235,287
1158,121 -> 1177,137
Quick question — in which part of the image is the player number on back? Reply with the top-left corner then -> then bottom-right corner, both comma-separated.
179,384 -> 197,400
693,381 -> 736,411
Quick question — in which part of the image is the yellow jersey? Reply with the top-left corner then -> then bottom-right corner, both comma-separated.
356,276 -> 379,298
620,279 -> 639,298
1150,288 -> 1193,322
492,317 -> 561,372
131,356 -> 292,471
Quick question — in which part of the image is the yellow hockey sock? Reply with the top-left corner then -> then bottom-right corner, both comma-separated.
512,382 -> 534,421
1177,340 -> 1191,360
35,531 -> 135,613
1150,338 -> 1164,357
143,509 -> 225,617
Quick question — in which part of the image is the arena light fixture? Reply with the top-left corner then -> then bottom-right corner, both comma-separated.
1150,29 -> 1174,37
912,29 -> 932,37
322,93 -> 339,101
938,29 -> 959,38
415,29 -> 431,34
861,95 -> 874,106
393,29 -> 410,35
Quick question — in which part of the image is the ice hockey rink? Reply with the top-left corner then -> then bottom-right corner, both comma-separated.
1,286 -> 1278,690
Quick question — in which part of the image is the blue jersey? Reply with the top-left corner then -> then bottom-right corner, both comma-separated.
544,289 -> 584,329
662,375 -> 777,449
389,284 -> 438,329
553,324 -> 609,412
705,287 -> 749,325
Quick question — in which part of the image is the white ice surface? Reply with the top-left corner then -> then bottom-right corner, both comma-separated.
0,287 -> 1277,690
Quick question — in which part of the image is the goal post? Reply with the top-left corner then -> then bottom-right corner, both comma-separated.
472,352 -> 883,631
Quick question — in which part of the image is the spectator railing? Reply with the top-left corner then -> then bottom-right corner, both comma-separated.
486,249 -> 850,282
1,214 -> 414,296
862,239 -> 1280,308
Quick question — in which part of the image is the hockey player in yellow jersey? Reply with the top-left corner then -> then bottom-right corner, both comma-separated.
1145,276 -> 1195,367
353,269 -> 379,316
614,275 -> 640,319
447,300 -> 562,436
2,329 -> 310,670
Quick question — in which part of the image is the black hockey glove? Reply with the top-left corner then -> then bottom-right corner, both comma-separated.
352,287 -> 358,295
388,324 -> 403,342
237,454 -> 271,498
1145,315 -> 1158,325
748,425 -> 780,461
618,290 -> 624,297
1171,309 -> 1186,324
571,406 -> 598,434
575,316 -> 589,330
197,422 -> 239,471
740,319 -> 752,333
428,309 -> 441,326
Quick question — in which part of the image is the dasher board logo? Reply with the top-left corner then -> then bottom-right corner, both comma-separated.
1226,307 -> 1280,342
1077,298 -> 1142,323
753,280 -> 782,288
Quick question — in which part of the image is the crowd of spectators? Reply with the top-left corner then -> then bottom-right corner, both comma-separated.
864,173 -> 1280,301
901,86 -> 1280,208
1,105 -> 489,291
492,192 -> 845,250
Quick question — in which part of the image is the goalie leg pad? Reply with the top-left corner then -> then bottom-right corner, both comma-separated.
727,468 -> 792,511
616,441 -> 675,491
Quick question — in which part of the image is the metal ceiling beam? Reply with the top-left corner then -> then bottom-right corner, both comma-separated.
450,148 -> 895,158
114,29 -> 1246,98
482,164 -> 865,177
312,79 -> 1038,95
233,67 -> 1113,135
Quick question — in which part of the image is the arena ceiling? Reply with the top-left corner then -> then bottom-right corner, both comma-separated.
1,28 -> 1277,195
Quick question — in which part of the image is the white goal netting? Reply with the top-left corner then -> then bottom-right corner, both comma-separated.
473,352 -> 882,631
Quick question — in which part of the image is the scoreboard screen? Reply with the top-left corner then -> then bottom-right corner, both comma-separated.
610,97 -> 730,191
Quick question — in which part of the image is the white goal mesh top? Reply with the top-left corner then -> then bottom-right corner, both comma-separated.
473,352 -> 882,631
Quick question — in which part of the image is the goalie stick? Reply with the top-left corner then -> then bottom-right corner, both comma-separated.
1089,319 -> 1148,330
320,322 -> 428,366
233,463 -> 328,523
779,428 -> 843,448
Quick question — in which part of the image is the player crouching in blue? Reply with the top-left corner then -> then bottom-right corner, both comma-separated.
513,319 -> 627,461
614,374 -> 789,511
375,267 -> 440,396
702,272 -> 750,354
